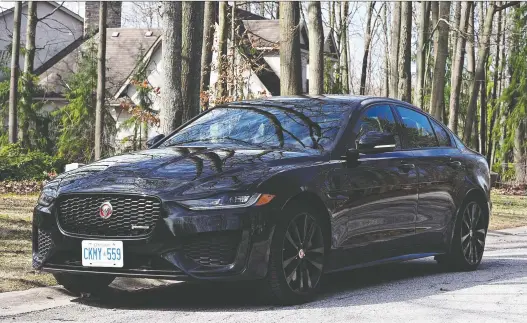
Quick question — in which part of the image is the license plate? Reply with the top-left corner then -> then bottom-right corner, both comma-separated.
81,240 -> 123,267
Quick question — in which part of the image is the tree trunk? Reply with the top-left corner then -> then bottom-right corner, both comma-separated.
448,2 -> 471,133
451,1 -> 462,61
340,1 -> 349,93
20,1 -> 37,148
94,1 -> 107,160
181,2 -> 204,121
415,1 -> 429,107
463,2 -> 498,144
389,2 -> 401,98
216,2 -> 228,100
514,120 -> 526,183
383,3 -> 389,97
429,1 -> 451,122
8,2 -> 21,144
397,1 -> 412,103
160,1 -> 183,134
279,1 -> 302,95
480,68 -> 487,155
200,1 -> 215,109
308,2 -> 323,95
360,2 -> 375,95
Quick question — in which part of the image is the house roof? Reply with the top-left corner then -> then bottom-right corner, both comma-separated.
0,1 -> 83,23
38,28 -> 161,97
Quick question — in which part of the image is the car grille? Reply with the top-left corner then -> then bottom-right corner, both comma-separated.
35,229 -> 52,262
182,231 -> 241,267
56,194 -> 162,238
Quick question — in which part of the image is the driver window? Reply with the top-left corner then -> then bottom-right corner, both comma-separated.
355,105 -> 401,150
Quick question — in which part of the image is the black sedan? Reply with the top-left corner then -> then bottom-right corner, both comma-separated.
33,96 -> 491,304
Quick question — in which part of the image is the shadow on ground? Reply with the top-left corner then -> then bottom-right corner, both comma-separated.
70,253 -> 527,312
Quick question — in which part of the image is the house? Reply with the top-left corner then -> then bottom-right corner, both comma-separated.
36,3 -> 339,151
0,1 -> 85,80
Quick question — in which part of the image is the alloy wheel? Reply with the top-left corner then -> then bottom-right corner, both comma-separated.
461,202 -> 486,265
281,213 -> 325,293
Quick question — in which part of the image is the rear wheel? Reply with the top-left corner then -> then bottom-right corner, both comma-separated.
54,273 -> 115,295
264,203 -> 328,305
437,199 -> 487,271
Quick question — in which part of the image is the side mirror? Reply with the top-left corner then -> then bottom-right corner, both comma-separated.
146,134 -> 165,148
357,131 -> 396,154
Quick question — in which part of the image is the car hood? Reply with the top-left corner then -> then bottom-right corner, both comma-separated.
48,147 -> 321,199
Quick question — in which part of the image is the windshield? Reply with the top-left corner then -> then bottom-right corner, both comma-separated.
161,103 -> 348,152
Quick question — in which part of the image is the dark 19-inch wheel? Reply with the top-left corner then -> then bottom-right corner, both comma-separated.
437,199 -> 487,271
54,273 -> 115,295
264,203 -> 328,305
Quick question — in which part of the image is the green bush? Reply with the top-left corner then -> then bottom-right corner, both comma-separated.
0,144 -> 63,181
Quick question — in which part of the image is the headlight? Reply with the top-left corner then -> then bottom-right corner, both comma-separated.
179,193 -> 275,210
37,190 -> 56,206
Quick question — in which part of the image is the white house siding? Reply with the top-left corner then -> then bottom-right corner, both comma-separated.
0,2 -> 83,80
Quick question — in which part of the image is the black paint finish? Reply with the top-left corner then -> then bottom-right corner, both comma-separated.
33,96 -> 491,281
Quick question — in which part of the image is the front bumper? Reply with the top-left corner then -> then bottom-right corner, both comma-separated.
33,199 -> 278,281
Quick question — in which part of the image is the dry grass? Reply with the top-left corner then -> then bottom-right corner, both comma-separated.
0,192 -> 526,293
0,195 -> 55,293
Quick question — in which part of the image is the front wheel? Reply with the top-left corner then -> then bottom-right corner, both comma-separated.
54,273 -> 115,295
264,203 -> 328,305
437,199 -> 487,271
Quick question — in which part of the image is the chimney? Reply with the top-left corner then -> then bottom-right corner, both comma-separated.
84,1 -> 122,37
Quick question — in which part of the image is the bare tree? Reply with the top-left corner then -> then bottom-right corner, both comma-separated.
415,1 -> 429,107
279,1 -> 302,95
308,2 -> 323,95
340,1 -> 349,93
389,2 -> 401,98
397,1 -> 412,103
20,1 -> 38,148
360,2 -> 375,95
382,3 -> 389,97
94,1 -> 107,160
429,2 -> 451,122
216,2 -> 228,100
8,2 -> 21,144
463,2 -> 517,144
160,1 -> 183,134
447,2 -> 471,133
200,1 -> 215,108
181,2 -> 204,121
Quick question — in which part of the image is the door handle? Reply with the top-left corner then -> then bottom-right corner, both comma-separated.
399,160 -> 415,170
448,159 -> 462,168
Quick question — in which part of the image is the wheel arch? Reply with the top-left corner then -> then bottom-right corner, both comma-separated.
463,188 -> 491,229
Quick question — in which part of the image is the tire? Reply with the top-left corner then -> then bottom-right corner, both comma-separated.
53,273 -> 115,295
436,198 -> 488,271
263,202 -> 329,305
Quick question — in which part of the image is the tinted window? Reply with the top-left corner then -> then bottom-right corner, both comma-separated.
430,119 -> 452,147
356,105 -> 401,150
395,106 -> 438,148
161,103 -> 348,152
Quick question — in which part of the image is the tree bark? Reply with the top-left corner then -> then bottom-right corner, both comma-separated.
429,1 -> 451,122
8,2 -> 21,144
308,2 -> 323,95
389,2 -> 401,98
340,1 -> 349,93
216,2 -> 228,100
479,68 -> 487,155
20,1 -> 37,148
415,1 -> 429,107
451,1 -> 462,61
383,3 -> 389,97
397,1 -> 412,103
448,2 -> 471,133
279,1 -> 302,95
360,2 -> 375,95
160,1 -> 183,134
181,2 -> 204,121
463,2 -> 499,144
94,1 -> 107,160
200,1 -> 215,109
229,3 -> 236,98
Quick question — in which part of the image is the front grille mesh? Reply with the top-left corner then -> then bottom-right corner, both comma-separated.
57,195 -> 162,237
36,229 -> 52,260
182,231 -> 241,267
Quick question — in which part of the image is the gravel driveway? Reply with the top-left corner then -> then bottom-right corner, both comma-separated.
2,226 -> 526,323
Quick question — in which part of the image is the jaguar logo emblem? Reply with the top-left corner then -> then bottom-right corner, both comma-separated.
99,201 -> 113,219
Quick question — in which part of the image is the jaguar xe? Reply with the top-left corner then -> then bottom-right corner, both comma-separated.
33,96 -> 491,304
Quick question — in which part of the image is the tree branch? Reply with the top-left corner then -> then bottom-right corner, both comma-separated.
37,2 -> 65,22
495,1 -> 520,12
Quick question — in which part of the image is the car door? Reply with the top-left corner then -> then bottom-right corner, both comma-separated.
329,104 -> 418,264
393,106 -> 461,251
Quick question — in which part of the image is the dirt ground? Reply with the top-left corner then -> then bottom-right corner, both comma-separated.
0,192 -> 526,293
